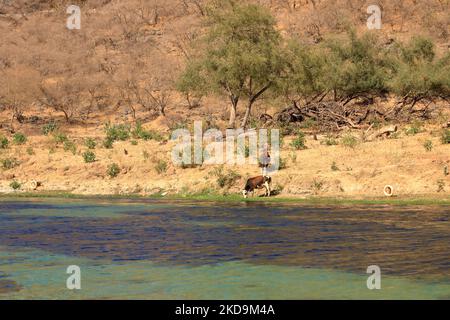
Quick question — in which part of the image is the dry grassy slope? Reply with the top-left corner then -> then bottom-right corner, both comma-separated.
0,122 -> 449,197
0,0 -> 450,197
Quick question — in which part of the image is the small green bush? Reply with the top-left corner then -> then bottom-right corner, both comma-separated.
26,147 -> 35,155
13,132 -> 27,145
0,136 -> 9,149
341,134 -> 358,149
405,121 -> 422,136
53,132 -> 68,144
64,140 -> 77,155
437,179 -> 445,193
132,122 -> 165,141
423,140 -> 433,152
441,129 -> 450,144
290,131 -> 307,150
131,140 -> 138,145
105,123 -> 130,142
331,161 -> 339,171
103,138 -> 114,149
322,135 -> 339,146
212,166 -> 241,188
1,158 -> 19,170
155,159 -> 168,174
84,138 -> 96,149
82,151 -> 96,163
42,121 -> 58,135
107,163 -> 120,178
9,180 -> 21,190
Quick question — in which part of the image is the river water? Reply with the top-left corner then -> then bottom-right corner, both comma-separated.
0,198 -> 449,299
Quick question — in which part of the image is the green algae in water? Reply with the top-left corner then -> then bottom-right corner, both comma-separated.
0,199 -> 449,299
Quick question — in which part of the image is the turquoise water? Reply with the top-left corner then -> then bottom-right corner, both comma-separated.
0,198 -> 449,299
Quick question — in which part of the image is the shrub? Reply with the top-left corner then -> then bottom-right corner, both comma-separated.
64,140 -> 77,155
311,179 -> 324,194
103,138 -> 114,149
437,179 -> 445,192
423,140 -> 433,152
107,163 -> 120,178
322,135 -> 339,146
278,157 -> 287,170
9,180 -> 21,190
290,131 -> 307,150
0,136 -> 9,149
82,151 -> 96,163
212,167 -> 241,188
84,138 -> 96,149
26,147 -> 35,155
341,134 -> 358,149
105,123 -> 130,142
132,122 -> 165,141
53,132 -> 68,144
131,140 -> 138,145
331,161 -> 339,171
441,129 -> 450,144
1,158 -> 19,170
13,132 -> 27,145
42,121 -> 58,135
155,159 -> 167,174
405,122 -> 422,136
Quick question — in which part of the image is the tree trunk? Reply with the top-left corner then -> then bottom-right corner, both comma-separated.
228,104 -> 236,128
240,101 -> 253,129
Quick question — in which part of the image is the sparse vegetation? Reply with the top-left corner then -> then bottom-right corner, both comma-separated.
437,179 -> 445,192
26,147 -> 34,155
311,179 -> 324,194
131,122 -> 165,141
212,166 -> 241,189
107,163 -> 121,178
9,180 -> 21,190
1,158 -> 19,170
64,140 -> 77,155
84,138 -> 97,150
82,151 -> 96,163
0,136 -> 9,149
331,162 -> 339,171
322,135 -> 339,146
441,129 -> 450,144
290,131 -> 307,150
155,159 -> 168,174
53,132 -> 68,144
13,132 -> 27,145
105,123 -> 131,142
423,140 -> 433,151
341,134 -> 358,149
42,122 -> 58,136
103,138 -> 114,149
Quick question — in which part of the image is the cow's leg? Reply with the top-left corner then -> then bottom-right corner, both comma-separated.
264,181 -> 271,197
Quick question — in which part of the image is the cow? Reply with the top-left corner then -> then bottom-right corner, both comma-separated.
242,175 -> 272,198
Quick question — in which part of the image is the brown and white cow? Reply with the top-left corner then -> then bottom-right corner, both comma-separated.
242,175 -> 272,198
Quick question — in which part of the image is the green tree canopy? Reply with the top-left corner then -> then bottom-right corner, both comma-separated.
177,1 -> 285,128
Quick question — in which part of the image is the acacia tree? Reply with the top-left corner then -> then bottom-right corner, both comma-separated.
177,1 -> 285,128
388,37 -> 450,110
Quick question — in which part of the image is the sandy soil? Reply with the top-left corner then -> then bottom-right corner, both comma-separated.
1,116 -> 449,200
